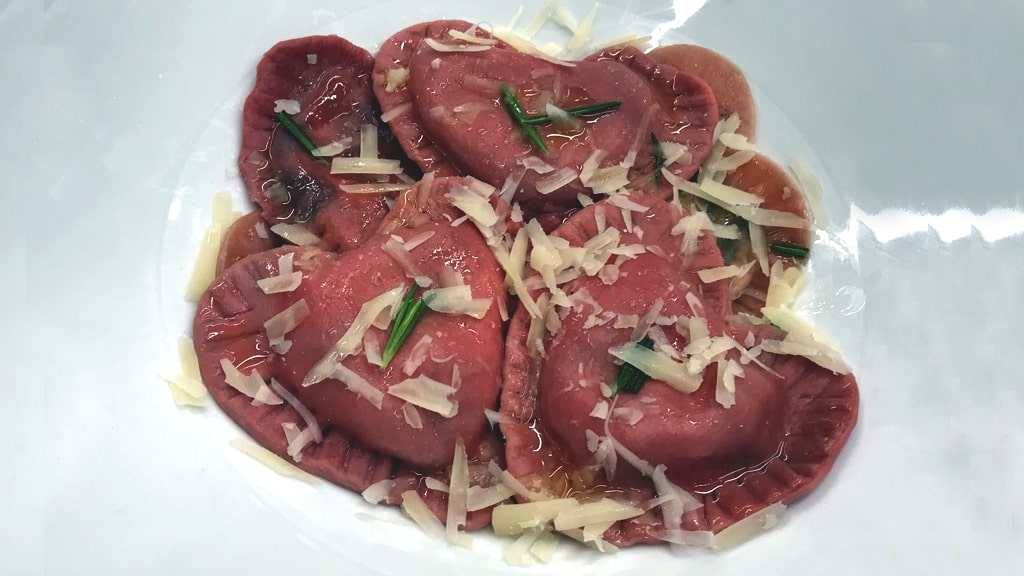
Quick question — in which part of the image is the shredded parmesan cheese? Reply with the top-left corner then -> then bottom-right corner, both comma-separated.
401,230 -> 435,251
608,344 -> 701,393
270,223 -> 320,246
385,67 -> 410,92
229,438 -> 317,482
220,358 -> 282,405
163,372 -> 206,407
162,336 -> 206,406
402,402 -> 423,429
424,477 -> 449,493
447,184 -> 499,228
789,158 -> 828,229
487,461 -> 545,502
445,440 -> 472,546
697,261 -> 756,284
492,499 -> 579,536
520,156 -> 555,174
749,222 -> 771,275
536,167 -> 578,195
184,191 -> 237,301
330,157 -> 403,175
257,253 -> 303,294
699,178 -> 763,206
719,132 -> 756,151
715,358 -> 744,408
402,335 -> 433,376
387,375 -> 458,417
650,463 -> 703,546
273,99 -> 300,114
304,285 -> 405,386
562,3 -> 598,58
382,237 -> 425,279
660,141 -> 692,167
665,169 -> 811,229
467,484 -> 515,511
280,421 -> 317,462
583,163 -> 630,195
424,38 -> 492,52
361,478 -> 395,504
264,299 -> 310,354
586,429 -> 618,479
400,490 -> 445,540
423,285 -> 491,319
266,380 -> 322,450
331,364 -> 385,409
519,0 -> 556,39
504,530 -> 544,566
712,502 -> 786,550
310,138 -> 351,158
607,194 -> 650,213
705,149 -> 756,172
529,530 -> 559,562
612,406 -> 644,425
760,336 -> 850,374
448,29 -> 498,45
338,183 -> 411,194
359,124 -> 378,159
764,261 -> 807,308
552,498 -> 644,531
672,211 -> 713,256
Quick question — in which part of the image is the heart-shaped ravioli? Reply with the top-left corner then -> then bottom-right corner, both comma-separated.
372,20 -> 508,179
375,20 -> 719,219
647,44 -> 757,140
499,193 -> 858,545
193,176 -> 509,526
240,35 -> 417,252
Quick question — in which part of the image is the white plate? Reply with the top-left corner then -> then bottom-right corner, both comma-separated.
10,0 -> 1023,574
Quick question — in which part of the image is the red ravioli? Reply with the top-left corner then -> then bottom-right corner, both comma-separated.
239,35 -> 415,252
372,20 -> 508,179
500,194 -> 858,545
411,45 -> 717,215
646,44 -> 758,140
216,210 -> 281,276
193,176 -> 508,527
715,153 -> 813,314
375,21 -> 718,218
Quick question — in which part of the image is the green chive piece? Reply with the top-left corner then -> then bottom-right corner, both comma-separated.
614,337 -> 655,395
521,101 -> 623,125
381,285 -> 432,370
769,242 -> 810,259
651,132 -> 664,183
501,84 -> 549,154
274,111 -> 328,164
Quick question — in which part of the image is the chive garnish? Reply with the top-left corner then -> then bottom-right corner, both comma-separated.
521,101 -> 622,125
501,84 -> 550,154
274,111 -> 328,164
651,132 -> 664,183
769,242 -> 810,259
381,285 -> 434,370
614,337 -> 655,395
501,84 -> 621,154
